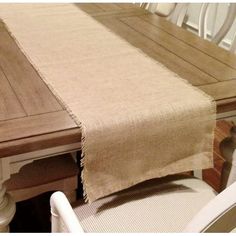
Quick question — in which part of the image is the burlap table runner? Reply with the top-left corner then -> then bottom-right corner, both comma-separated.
0,4 -> 216,202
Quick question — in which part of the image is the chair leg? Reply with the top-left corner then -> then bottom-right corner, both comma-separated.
0,185 -> 16,232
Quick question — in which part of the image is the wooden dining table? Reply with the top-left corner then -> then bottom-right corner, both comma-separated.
0,3 -> 235,232
76,3 -> 236,121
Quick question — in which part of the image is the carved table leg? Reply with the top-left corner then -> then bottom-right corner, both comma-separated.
0,185 -> 16,232
0,159 -> 16,232
220,124 -> 236,191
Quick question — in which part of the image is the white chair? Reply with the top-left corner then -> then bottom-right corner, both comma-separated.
143,3 -> 236,52
166,3 -> 189,27
199,3 -> 236,52
143,3 -> 189,27
50,126 -> 236,233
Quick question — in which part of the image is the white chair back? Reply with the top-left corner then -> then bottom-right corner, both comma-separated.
198,3 -> 236,52
143,3 -> 236,52
141,3 -> 188,27
167,3 -> 189,27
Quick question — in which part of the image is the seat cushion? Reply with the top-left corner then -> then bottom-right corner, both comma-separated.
73,175 -> 216,233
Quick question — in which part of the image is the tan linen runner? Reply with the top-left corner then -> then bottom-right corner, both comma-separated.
0,4 -> 216,202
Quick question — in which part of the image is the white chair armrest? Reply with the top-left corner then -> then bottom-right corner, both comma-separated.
183,181 -> 236,232
50,191 -> 84,233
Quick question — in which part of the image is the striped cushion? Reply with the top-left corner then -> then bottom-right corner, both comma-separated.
72,175 -> 216,233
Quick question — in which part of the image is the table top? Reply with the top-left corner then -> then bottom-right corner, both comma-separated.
76,3 -> 236,119
0,19 -> 81,159
0,3 -> 235,158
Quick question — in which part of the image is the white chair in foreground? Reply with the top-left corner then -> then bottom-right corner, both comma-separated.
50,126 -> 236,233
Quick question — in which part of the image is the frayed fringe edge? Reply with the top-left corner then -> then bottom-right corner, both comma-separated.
0,17 -> 92,202
0,4 -> 216,203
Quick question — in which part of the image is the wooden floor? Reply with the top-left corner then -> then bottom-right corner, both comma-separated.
9,120 -> 232,232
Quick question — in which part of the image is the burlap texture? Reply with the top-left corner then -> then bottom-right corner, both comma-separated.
0,4 -> 216,202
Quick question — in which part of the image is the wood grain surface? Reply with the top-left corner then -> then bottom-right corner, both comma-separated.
0,18 -> 80,158
0,69 -> 26,121
0,111 -> 77,143
0,31 -> 62,115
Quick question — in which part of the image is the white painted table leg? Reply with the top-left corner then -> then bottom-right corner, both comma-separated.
0,185 -> 16,232
0,159 -> 16,232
